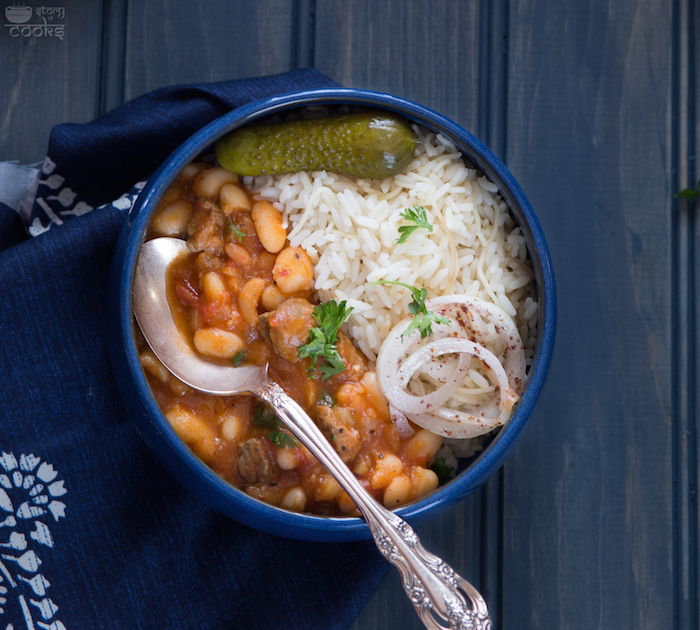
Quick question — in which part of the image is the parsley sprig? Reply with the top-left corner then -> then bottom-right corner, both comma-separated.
372,281 -> 450,338
396,206 -> 433,244
676,180 -> 700,201
298,300 -> 353,380
225,218 -> 245,242
253,405 -> 279,428
432,457 -> 455,486
268,430 -> 297,449
253,405 -> 297,448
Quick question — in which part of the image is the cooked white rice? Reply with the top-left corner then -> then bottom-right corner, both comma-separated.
244,124 -> 538,366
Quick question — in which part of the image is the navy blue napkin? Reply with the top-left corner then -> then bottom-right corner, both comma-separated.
0,69 -> 388,630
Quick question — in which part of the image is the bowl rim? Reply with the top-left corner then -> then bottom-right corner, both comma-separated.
114,87 -> 557,540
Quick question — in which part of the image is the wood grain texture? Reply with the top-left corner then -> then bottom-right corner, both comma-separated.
99,0 -> 128,115
693,0 -> 699,620
676,0 -> 699,627
0,0 -> 104,163
503,0 -> 674,628
123,0 -> 295,101
314,0 -> 482,136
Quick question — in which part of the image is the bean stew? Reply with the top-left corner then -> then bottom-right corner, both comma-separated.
138,163 -> 443,517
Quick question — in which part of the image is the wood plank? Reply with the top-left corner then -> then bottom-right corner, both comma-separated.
314,0 -> 482,135
123,0 -> 295,101
503,1 -> 675,628
99,0 -> 129,115
678,0 -> 699,626
0,1 -> 104,164
693,0 -> 700,618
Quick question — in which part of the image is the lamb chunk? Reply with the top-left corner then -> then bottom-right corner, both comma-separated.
258,313 -> 271,342
187,200 -> 225,255
333,332 -> 365,383
194,250 -> 223,275
258,298 -> 317,364
238,438 -> 277,483
317,405 -> 362,463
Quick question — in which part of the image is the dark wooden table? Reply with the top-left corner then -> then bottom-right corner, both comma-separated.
2,1 -> 697,628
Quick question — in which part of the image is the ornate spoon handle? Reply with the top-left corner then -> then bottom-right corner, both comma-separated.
260,380 -> 491,630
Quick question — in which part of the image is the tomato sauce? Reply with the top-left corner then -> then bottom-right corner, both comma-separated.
138,163 -> 442,516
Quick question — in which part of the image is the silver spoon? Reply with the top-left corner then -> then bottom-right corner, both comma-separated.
133,236 -> 491,630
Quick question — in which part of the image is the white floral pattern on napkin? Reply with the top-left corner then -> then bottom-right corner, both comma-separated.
0,452 -> 67,630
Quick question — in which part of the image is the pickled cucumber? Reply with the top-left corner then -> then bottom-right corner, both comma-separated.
215,111 -> 417,179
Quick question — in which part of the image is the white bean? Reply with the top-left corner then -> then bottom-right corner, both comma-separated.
413,467 -> 439,498
139,348 -> 170,383
405,429 -> 443,463
193,328 -> 244,359
220,183 -> 252,214
150,200 -> 193,237
193,167 -> 238,200
313,475 -> 341,501
383,474 -> 413,508
370,454 -> 403,489
277,448 -> 298,470
221,413 -> 244,441
165,403 -> 216,463
281,487 -> 307,512
273,247 -> 314,294
202,271 -> 228,303
261,284 -> 286,310
252,201 -> 286,253
238,278 -> 267,325
225,242 -> 252,266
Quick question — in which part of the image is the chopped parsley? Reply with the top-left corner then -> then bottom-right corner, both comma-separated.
253,404 -> 279,429
298,300 -> 353,380
371,280 -> 450,338
317,391 -> 336,407
396,205 -> 433,243
225,218 -> 245,242
252,404 -> 297,448
267,430 -> 297,449
676,180 -> 700,201
232,351 -> 246,366
432,457 -> 455,486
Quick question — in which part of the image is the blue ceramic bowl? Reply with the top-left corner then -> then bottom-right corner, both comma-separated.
108,88 -> 556,542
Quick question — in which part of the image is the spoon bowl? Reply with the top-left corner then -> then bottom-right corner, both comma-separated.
133,236 -> 491,629
133,237 -> 266,397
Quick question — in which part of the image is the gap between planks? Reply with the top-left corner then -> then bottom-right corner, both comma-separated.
672,0 -> 698,628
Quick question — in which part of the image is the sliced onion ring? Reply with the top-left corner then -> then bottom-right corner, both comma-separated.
405,409 -> 502,439
426,295 -> 526,393
393,338 -> 505,412
389,405 -> 415,439
376,295 -> 526,440
405,380 -> 521,439
392,338 -> 474,412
